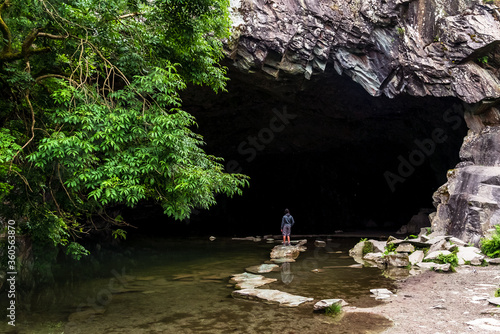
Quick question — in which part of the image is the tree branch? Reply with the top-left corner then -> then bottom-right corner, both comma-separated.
37,32 -> 70,40
117,12 -> 141,20
35,73 -> 79,86
0,0 -> 12,55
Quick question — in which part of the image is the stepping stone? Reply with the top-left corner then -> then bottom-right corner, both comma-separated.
370,289 -> 394,300
229,273 -> 277,289
232,289 -> 313,307
313,299 -> 347,311
245,264 -> 279,274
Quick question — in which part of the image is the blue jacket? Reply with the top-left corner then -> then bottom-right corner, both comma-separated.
281,213 -> 295,229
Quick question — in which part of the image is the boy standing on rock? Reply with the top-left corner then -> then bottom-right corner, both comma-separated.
281,208 -> 295,246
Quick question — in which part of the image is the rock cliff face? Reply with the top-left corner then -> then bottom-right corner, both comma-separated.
228,0 -> 500,103
226,0 -> 500,243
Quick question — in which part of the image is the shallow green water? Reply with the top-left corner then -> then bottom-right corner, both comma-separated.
0,237 -> 395,334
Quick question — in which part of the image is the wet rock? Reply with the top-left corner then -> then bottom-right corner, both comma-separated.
428,239 -> 447,253
245,264 -> 279,274
432,164 -> 500,246
367,240 -> 386,253
408,250 -> 425,265
270,245 -> 300,259
384,253 -> 409,267
313,299 -> 347,311
231,289 -> 314,307
229,273 -> 277,289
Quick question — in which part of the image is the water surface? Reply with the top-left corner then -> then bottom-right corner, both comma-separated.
1,237 -> 395,333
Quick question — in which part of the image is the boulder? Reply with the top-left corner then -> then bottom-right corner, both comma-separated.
384,253 -> 409,267
231,289 -> 313,307
408,250 -> 425,265
395,243 -> 415,253
416,262 -> 451,272
456,246 -> 484,265
270,245 -> 300,259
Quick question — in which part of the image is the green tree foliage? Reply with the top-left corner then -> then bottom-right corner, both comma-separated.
0,0 -> 248,258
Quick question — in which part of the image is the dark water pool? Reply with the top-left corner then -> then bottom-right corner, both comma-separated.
0,237 -> 395,333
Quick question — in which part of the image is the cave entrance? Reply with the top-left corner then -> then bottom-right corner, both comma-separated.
135,70 -> 469,237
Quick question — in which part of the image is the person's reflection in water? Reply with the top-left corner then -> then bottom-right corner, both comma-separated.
281,262 -> 294,285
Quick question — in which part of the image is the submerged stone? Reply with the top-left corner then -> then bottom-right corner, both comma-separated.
231,289 -> 313,307
245,264 -> 279,274
313,299 -> 347,311
229,273 -> 277,289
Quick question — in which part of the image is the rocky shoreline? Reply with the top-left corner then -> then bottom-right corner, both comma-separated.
230,233 -> 500,332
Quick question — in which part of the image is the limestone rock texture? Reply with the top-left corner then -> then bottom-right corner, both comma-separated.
227,0 -> 500,244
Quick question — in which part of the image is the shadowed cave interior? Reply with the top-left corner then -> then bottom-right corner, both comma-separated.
123,68 -> 469,237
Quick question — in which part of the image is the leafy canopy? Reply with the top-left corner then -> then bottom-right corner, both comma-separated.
0,0 -> 247,258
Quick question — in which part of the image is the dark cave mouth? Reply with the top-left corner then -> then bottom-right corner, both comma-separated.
126,71 -> 470,237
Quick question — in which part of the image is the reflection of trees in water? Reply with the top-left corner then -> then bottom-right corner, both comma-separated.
280,263 -> 294,285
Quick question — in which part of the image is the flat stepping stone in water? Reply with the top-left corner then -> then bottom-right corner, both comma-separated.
467,318 -> 500,331
271,258 -> 296,263
270,245 -> 301,259
229,273 -> 277,289
245,264 -> 279,274
232,289 -> 313,307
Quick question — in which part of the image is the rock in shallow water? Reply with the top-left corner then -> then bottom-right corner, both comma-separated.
245,264 -> 279,274
313,299 -> 347,311
229,273 -> 277,289
231,289 -> 313,307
